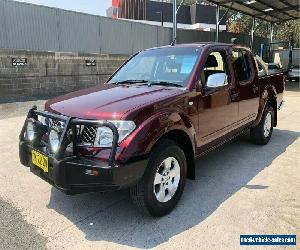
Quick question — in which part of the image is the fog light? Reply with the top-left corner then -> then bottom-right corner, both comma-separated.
26,120 -> 35,141
49,129 -> 60,152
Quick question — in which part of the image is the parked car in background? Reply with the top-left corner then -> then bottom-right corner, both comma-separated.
19,43 -> 285,217
287,65 -> 300,81
267,63 -> 282,75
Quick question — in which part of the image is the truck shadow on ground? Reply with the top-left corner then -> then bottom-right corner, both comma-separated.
47,128 -> 299,248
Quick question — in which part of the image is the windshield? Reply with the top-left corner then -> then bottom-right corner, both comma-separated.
109,47 -> 202,87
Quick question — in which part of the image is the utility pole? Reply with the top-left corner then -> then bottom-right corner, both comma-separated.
270,23 -> 274,44
173,0 -> 177,44
215,5 -> 220,42
250,17 -> 255,50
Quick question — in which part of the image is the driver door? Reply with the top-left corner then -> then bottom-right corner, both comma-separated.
197,49 -> 239,146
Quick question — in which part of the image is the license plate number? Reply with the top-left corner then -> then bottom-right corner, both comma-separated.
32,150 -> 49,173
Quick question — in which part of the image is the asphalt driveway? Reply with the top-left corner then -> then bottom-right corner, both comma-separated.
0,82 -> 299,250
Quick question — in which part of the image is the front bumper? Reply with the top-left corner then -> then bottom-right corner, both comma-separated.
19,141 -> 147,194
19,107 -> 147,194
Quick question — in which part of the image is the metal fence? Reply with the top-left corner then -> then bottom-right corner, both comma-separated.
0,0 -> 268,55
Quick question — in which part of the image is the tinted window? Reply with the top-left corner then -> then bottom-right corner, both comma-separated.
109,47 -> 202,87
232,50 -> 253,82
268,65 -> 279,70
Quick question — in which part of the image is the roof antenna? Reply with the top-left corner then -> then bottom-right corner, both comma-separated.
171,38 -> 176,46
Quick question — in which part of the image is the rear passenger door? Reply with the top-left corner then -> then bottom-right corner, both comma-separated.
232,49 -> 259,123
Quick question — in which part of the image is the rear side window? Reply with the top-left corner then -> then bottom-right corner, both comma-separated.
232,50 -> 253,82
268,64 -> 279,70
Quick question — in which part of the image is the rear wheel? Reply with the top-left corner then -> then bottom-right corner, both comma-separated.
130,139 -> 187,217
250,105 -> 274,145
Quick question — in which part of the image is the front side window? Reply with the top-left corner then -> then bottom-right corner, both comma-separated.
232,50 -> 253,82
109,47 -> 202,87
200,50 -> 230,86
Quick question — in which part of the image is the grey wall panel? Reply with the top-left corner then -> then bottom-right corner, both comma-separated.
0,1 -> 8,48
2,0 -> 59,51
131,22 -> 158,52
57,10 -> 100,53
99,17 -> 133,55
156,27 -> 172,46
0,0 -> 269,55
177,30 -> 214,44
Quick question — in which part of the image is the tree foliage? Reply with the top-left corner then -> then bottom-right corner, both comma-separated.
226,13 -> 300,47
274,20 -> 300,47
180,0 -> 300,47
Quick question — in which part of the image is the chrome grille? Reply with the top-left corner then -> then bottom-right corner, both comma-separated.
79,126 -> 97,145
38,115 -> 97,146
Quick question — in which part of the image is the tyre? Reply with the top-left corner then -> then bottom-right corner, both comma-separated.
130,139 -> 187,217
250,105 -> 274,145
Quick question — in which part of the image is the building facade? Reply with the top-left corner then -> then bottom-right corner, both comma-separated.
107,0 -> 227,31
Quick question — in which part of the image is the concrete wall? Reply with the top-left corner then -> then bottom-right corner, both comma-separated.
0,50 -> 127,102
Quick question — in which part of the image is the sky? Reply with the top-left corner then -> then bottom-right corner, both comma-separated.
14,0 -> 112,16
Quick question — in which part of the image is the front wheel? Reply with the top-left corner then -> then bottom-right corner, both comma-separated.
250,105 -> 274,145
130,139 -> 187,217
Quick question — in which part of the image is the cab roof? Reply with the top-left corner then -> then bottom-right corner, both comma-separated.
144,42 -> 250,52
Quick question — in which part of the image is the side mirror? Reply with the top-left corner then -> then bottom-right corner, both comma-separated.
194,80 -> 203,92
206,73 -> 228,88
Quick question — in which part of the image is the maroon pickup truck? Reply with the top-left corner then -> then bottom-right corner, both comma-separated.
19,43 -> 284,217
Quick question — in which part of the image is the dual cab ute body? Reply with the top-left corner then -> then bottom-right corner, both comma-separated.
19,43 -> 284,216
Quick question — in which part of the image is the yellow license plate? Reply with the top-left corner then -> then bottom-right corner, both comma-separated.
32,150 -> 49,173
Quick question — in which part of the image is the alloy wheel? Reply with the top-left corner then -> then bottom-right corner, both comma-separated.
263,111 -> 272,137
153,157 -> 181,203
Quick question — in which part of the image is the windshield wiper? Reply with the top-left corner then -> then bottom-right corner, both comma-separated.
111,80 -> 149,85
111,80 -> 183,88
148,81 -> 183,88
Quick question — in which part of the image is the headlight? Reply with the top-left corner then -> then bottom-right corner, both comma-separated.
25,120 -> 35,141
49,128 -> 60,152
94,121 -> 136,148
